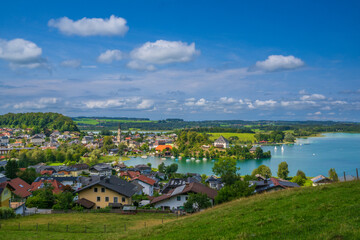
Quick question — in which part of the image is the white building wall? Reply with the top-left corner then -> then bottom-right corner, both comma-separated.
154,194 -> 189,210
136,181 -> 153,196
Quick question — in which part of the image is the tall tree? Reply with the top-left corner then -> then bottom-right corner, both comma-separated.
183,193 -> 212,213
277,161 -> 289,179
251,165 -> 272,178
5,160 -> 19,179
212,157 -> 240,185
328,168 -> 339,181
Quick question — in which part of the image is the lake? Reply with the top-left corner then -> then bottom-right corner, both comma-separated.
125,133 -> 360,177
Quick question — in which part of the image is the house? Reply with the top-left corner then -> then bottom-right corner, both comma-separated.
161,179 -> 186,194
89,163 -> 112,176
213,136 -> 229,149
0,182 -> 12,207
120,170 -> 141,181
34,176 -> 81,190
0,136 -> 9,146
151,182 -> 218,210
155,145 -> 173,156
7,178 -> 32,199
68,163 -> 90,177
250,178 -> 300,194
135,164 -> 152,175
131,175 -> 156,196
75,176 -> 138,209
30,179 -> 64,194
30,135 -> 45,146
249,146 -> 257,153
81,136 -> 94,144
311,175 -> 333,186
205,176 -> 224,190
11,202 -> 26,215
0,173 -> 8,183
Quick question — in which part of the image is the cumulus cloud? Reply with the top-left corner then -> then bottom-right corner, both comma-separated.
97,49 -> 123,63
128,40 -> 198,70
254,55 -> 304,72
83,97 -> 154,110
14,98 -> 58,109
300,94 -> 326,101
127,60 -> 155,71
0,38 -> 46,69
48,15 -> 129,36
61,59 -> 81,68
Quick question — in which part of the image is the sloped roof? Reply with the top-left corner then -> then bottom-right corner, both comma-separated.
155,145 -> 173,151
30,179 -> 64,194
151,182 -> 218,204
76,198 -> 95,209
311,175 -> 331,183
8,178 -> 32,198
75,176 -> 138,198
214,136 -> 229,144
132,175 -> 156,186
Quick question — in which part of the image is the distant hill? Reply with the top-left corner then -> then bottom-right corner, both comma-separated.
0,112 -> 79,132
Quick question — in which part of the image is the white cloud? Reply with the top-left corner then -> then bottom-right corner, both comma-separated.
129,40 -> 198,70
185,98 -> 207,107
61,59 -> 81,68
48,15 -> 129,36
97,49 -> 122,63
14,98 -> 58,109
300,94 -> 326,101
127,60 -> 155,71
0,38 -> 45,69
83,97 -> 154,110
255,55 -> 304,72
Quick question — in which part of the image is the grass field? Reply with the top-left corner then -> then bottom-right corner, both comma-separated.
1,181 -> 359,239
0,213 -> 175,240
208,132 -> 256,143
47,162 -> 65,166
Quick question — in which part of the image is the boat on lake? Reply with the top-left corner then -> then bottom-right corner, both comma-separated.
191,157 -> 195,160
141,155 -> 148,159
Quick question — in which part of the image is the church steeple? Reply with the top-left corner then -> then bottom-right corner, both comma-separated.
117,123 -> 121,143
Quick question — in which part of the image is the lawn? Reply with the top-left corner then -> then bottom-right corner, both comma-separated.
47,162 -> 65,166
0,212 -> 175,240
73,118 -> 100,125
208,132 -> 256,143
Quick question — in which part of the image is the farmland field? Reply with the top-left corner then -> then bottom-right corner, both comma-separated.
208,132 -> 256,143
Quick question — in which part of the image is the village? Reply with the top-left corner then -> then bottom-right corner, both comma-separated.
0,124 -> 343,217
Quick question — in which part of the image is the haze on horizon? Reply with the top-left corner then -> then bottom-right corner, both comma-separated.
0,0 -> 359,121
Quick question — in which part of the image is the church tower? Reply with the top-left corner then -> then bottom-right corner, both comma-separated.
117,123 -> 121,144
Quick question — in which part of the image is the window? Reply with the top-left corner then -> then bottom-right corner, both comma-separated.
122,197 -> 126,202
185,196 -> 188,200
101,188 -> 105,193
94,187 -> 98,193
97,197 -> 101,202
105,197 -> 109,202
114,197 -> 118,203
177,196 -> 181,201
97,206 -> 100,209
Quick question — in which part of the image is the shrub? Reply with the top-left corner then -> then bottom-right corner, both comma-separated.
0,207 -> 16,219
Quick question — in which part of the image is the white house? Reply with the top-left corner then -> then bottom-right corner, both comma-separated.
89,163 -> 112,176
213,136 -> 229,149
151,182 -> 217,210
131,175 -> 156,196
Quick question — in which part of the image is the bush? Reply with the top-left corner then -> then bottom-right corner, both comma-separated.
72,205 -> 84,212
0,207 -> 16,219
91,206 -> 111,213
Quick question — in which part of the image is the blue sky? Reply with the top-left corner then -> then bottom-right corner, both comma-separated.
0,0 -> 359,121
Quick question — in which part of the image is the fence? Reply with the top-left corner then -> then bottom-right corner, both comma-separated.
337,168 -> 359,182
0,215 -> 180,234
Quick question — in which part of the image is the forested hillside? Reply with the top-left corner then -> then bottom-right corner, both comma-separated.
0,112 -> 79,132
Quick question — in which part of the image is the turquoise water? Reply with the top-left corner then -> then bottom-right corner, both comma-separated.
126,133 -> 360,177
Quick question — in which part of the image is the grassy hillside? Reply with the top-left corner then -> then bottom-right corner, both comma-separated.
208,132 -> 256,143
1,181 -> 359,240
126,181 -> 359,240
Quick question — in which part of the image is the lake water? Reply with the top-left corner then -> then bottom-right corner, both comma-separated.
125,133 -> 360,177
